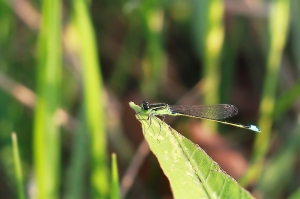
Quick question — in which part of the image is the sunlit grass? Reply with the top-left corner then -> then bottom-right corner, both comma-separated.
12,133 -> 25,199
240,0 -> 290,187
33,0 -> 62,198
72,0 -> 109,198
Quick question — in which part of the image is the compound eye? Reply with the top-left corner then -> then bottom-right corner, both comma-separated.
142,101 -> 150,110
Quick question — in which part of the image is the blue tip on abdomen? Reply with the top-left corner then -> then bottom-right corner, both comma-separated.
249,125 -> 261,132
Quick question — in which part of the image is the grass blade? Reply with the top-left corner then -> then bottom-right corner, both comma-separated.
240,0 -> 290,186
140,1 -> 166,98
72,0 -> 108,197
256,124 -> 300,198
192,0 -> 224,130
64,109 -> 87,199
33,0 -> 61,198
110,153 -> 120,199
12,132 -> 26,199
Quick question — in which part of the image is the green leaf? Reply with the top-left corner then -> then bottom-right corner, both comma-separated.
129,102 -> 254,199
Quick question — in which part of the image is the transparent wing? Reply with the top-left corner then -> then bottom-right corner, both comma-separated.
168,104 -> 238,120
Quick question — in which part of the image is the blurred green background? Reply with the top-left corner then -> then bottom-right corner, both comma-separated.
0,0 -> 300,198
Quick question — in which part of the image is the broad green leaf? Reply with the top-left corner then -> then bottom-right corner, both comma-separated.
129,102 -> 254,199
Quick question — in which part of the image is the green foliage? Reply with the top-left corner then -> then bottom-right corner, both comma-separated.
110,153 -> 120,199
12,133 -> 25,199
256,125 -> 300,199
72,0 -> 108,197
191,0 -> 224,131
1,0 -> 300,198
33,0 -> 62,198
64,110 -> 87,199
288,188 -> 300,199
240,0 -> 291,186
130,102 -> 254,199
140,0 -> 166,98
